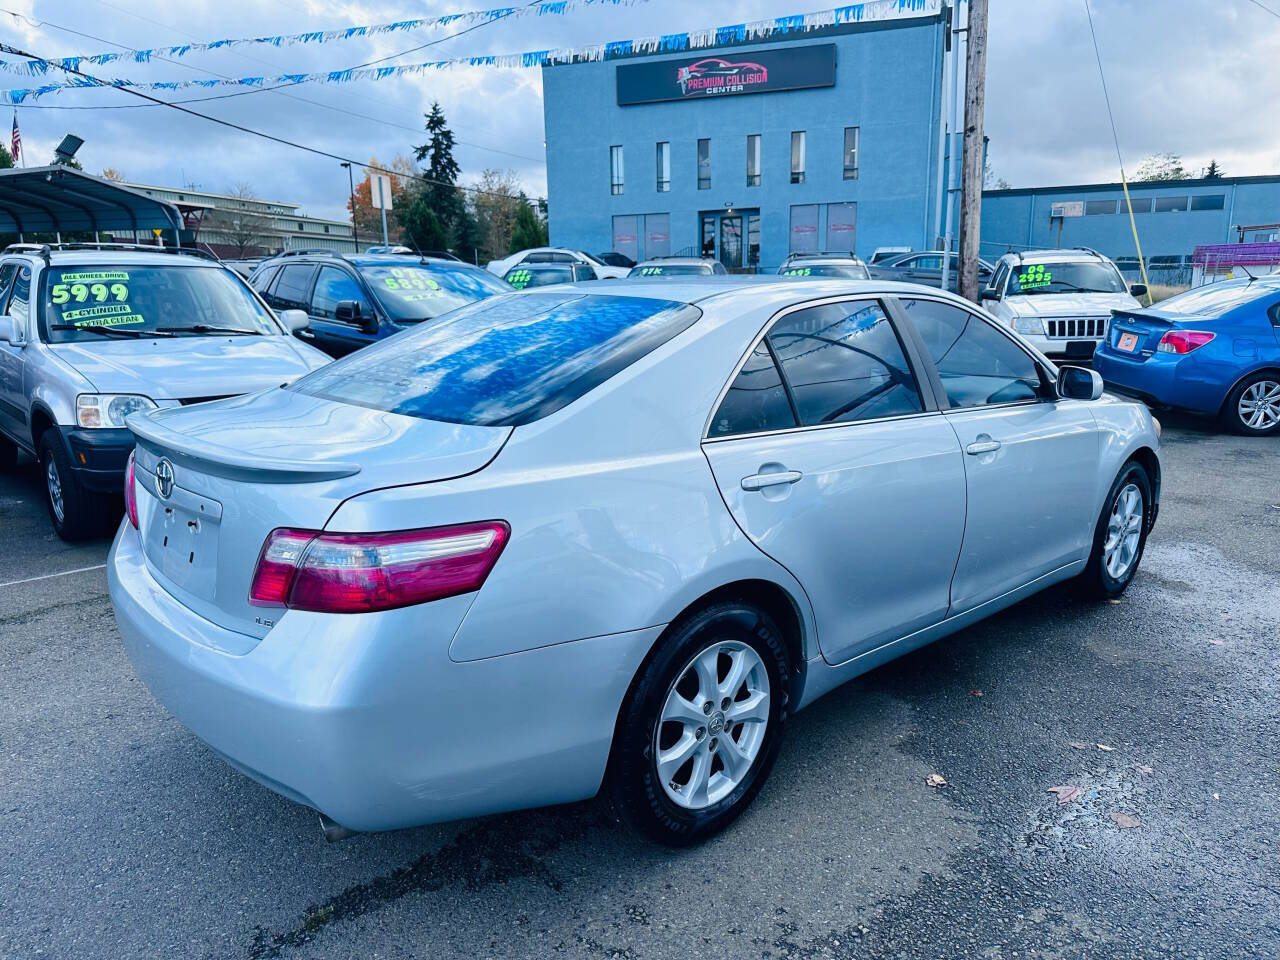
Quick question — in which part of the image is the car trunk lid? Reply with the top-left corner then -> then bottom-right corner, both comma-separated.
127,388 -> 510,649
1107,310 -> 1175,360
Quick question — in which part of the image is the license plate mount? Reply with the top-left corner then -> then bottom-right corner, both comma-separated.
1118,332 -> 1140,353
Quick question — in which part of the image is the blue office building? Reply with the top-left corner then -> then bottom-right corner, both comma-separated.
541,2 -> 950,270
980,176 -> 1280,277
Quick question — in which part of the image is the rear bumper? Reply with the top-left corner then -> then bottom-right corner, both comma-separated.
58,426 -> 133,494
1093,347 -> 1224,413
108,524 -> 659,831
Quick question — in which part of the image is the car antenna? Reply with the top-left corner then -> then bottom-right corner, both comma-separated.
1236,263 -> 1257,285
406,238 -> 428,265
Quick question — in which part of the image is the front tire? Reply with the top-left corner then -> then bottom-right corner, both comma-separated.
1222,373 -> 1280,436
1081,461 -> 1152,599
608,601 -> 790,846
38,431 -> 106,541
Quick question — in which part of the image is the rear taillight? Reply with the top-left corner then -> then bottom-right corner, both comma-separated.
249,521 -> 510,614
125,449 -> 139,529
1156,330 -> 1215,354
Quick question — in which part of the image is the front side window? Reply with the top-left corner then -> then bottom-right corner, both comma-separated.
1005,260 -> 1127,296
709,342 -> 795,437
361,262 -> 509,322
7,266 -> 30,324
988,261 -> 1010,296
843,127 -> 859,180
41,265 -> 279,342
610,145 -> 624,196
769,300 -> 921,426
311,266 -> 373,321
656,141 -> 670,193
746,134 -> 761,187
901,298 -> 1042,409
697,139 -> 711,190
790,131 -> 806,184
294,293 -> 700,427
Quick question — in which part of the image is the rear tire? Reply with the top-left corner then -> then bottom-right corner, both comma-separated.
38,431 -> 107,541
1081,461 -> 1152,600
1221,373 -> 1280,436
608,601 -> 790,846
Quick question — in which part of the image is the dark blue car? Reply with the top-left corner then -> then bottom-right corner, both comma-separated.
250,252 -> 511,358
1093,277 -> 1280,436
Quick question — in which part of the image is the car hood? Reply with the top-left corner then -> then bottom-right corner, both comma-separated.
1005,292 -> 1140,317
48,335 -> 329,400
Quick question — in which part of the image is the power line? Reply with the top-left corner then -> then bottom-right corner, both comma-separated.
0,4 -> 546,165
0,39 -> 547,203
1081,0 -> 1151,300
1241,0 -> 1280,18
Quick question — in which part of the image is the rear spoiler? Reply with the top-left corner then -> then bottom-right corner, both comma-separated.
127,412 -> 361,484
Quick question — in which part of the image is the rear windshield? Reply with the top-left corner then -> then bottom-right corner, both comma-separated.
292,293 -> 701,426
629,264 -> 711,277
40,264 -> 278,342
1153,281 -> 1273,316
779,264 -> 870,279
505,266 -> 572,289
360,262 -> 510,322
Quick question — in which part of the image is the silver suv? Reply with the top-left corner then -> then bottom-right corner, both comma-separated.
981,248 -> 1146,362
0,244 -> 331,540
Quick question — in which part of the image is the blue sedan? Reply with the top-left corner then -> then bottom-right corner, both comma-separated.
1094,277 -> 1280,436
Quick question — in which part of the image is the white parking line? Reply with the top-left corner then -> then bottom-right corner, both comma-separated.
0,564 -> 107,589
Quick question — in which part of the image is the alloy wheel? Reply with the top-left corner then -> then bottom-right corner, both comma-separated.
1103,482 -> 1143,581
654,639 -> 770,810
45,457 -> 65,524
1237,380 -> 1280,431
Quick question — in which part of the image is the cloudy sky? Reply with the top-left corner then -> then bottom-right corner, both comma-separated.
3,0 -> 1278,220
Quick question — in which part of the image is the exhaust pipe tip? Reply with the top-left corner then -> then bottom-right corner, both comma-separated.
318,813 -> 359,843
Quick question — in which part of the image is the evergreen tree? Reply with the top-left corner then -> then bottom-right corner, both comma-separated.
510,199 -> 548,252
405,102 -> 467,249
0,145 -> 12,169
1202,159 -> 1224,179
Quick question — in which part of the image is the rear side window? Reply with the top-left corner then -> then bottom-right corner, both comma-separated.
709,342 -> 796,437
250,264 -> 279,293
768,301 -> 922,425
901,298 -> 1042,408
293,293 -> 700,427
272,264 -> 316,310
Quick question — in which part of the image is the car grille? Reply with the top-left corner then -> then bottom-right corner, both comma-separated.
1044,316 -> 1109,340
178,395 -> 233,406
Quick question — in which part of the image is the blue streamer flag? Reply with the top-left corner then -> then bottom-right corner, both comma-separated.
3,0 -> 940,104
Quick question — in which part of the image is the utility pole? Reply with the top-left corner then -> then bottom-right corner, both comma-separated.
340,162 -> 359,248
957,0 -> 988,303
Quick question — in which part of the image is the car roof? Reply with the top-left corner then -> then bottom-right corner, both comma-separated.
1002,248 -> 1110,263
539,276 -> 982,307
4,249 -> 220,268
257,252 -> 468,269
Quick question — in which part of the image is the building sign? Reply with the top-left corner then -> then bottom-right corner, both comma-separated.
617,44 -> 836,106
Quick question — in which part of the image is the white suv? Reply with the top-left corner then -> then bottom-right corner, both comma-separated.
981,249 -> 1145,362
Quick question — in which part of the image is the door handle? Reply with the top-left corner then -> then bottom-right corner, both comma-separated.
965,436 -> 1002,455
741,470 -> 803,491
297,329 -> 315,339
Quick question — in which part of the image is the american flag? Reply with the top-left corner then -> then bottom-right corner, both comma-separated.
9,113 -> 18,164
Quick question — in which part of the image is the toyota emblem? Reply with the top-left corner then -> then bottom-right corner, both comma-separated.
154,458 -> 175,499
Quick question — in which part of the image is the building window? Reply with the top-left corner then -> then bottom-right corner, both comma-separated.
610,145 -> 624,195
790,131 -> 806,184
1127,197 -> 1152,214
645,213 -> 671,258
697,139 -> 711,190
1190,194 -> 1225,211
297,221 -> 305,231
612,215 -> 639,262
324,225 -> 330,234
746,134 -> 761,187
747,213 -> 760,267
1086,199 -> 1118,215
701,215 -> 716,256
1154,195 -> 1187,213
843,127 -> 859,180
656,141 -> 670,193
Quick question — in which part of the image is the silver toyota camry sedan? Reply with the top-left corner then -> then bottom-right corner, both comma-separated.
109,279 -> 1161,846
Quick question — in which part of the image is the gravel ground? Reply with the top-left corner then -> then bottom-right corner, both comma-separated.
1,412 -> 1277,960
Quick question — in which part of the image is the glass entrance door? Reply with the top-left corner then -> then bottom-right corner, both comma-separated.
720,216 -> 743,270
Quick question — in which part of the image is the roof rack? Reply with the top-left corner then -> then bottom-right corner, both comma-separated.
2,241 -> 221,262
1072,246 -> 1105,258
270,248 -> 343,259
782,250 -> 861,262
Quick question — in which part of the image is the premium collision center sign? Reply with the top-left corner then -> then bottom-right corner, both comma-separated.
616,44 -> 836,106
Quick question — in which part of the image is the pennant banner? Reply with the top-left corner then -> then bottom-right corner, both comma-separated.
0,0 -> 642,76
3,1 -> 941,104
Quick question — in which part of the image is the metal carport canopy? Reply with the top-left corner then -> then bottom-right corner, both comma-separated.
0,165 -> 182,239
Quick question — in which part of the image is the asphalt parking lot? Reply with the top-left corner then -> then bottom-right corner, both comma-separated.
2,412 -> 1277,960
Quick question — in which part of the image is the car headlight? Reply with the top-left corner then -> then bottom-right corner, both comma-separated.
1012,317 -> 1044,336
76,394 -> 156,428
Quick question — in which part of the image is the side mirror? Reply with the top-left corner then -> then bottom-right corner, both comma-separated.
0,314 -> 14,344
336,300 -> 379,334
1129,283 -> 1148,298
979,287 -> 1000,302
279,309 -> 309,334
1057,365 -> 1104,401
